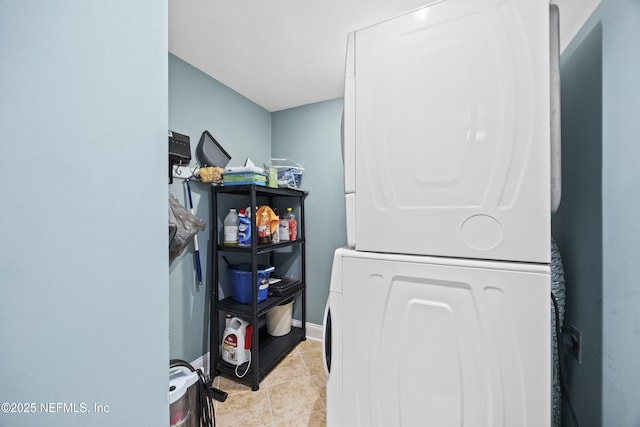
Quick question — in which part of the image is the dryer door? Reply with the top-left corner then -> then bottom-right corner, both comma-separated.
338,251 -> 550,427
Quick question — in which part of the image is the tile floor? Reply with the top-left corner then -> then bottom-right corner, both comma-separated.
211,339 -> 326,426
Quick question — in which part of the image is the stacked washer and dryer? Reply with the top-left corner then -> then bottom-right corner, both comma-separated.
323,1 -> 562,425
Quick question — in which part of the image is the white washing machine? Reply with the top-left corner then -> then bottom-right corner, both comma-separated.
324,248 -> 550,426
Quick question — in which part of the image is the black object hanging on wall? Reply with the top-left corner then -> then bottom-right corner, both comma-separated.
168,130 -> 191,184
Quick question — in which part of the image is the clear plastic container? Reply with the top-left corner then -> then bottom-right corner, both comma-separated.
270,158 -> 304,188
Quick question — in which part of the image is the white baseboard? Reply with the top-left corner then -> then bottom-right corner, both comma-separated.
189,321 -> 323,372
190,351 -> 209,375
299,320 -> 323,342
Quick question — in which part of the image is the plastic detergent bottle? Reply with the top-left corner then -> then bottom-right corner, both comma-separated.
237,209 -> 251,246
257,211 -> 271,245
286,208 -> 297,241
223,209 -> 239,245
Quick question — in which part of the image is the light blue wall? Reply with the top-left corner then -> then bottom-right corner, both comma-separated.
0,2 -> 168,426
168,54 -> 271,362
600,1 -> 640,424
272,99 -> 347,324
553,19 -> 603,426
554,1 -> 640,425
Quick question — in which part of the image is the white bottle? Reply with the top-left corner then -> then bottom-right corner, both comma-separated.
224,209 -> 239,246
279,216 -> 290,242
221,317 -> 251,366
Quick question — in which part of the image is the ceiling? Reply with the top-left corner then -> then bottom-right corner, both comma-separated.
169,0 -> 601,113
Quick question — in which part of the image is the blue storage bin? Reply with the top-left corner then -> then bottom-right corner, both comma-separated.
228,264 -> 275,304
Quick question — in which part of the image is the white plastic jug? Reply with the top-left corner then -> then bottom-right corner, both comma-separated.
221,317 -> 252,367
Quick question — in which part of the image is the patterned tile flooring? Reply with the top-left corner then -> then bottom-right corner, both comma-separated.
212,339 -> 326,426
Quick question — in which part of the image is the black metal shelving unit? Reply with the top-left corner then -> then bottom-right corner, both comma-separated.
209,184 -> 307,391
